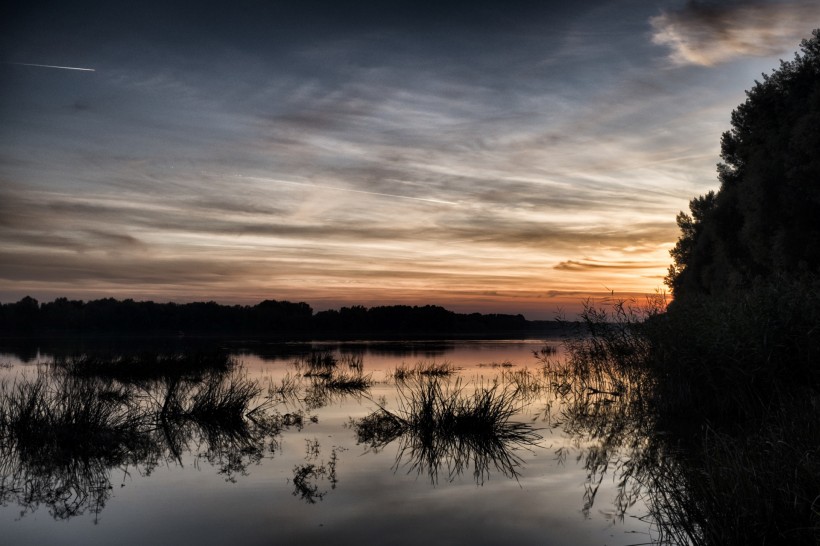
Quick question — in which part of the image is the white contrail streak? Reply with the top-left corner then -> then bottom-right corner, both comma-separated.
237,175 -> 459,206
5,62 -> 95,72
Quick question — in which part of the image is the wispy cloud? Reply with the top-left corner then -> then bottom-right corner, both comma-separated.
650,1 -> 820,66
237,175 -> 460,206
554,259 -> 667,271
4,1 -> 760,316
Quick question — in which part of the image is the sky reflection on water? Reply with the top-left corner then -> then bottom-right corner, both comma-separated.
0,340 -> 652,546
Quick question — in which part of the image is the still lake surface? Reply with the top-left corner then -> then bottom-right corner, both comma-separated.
0,338 -> 654,545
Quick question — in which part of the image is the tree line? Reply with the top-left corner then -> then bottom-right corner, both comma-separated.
0,296 -> 557,338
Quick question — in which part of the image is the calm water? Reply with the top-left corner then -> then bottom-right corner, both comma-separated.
0,339 -> 653,545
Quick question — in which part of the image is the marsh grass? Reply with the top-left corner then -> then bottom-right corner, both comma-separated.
553,291 -> 820,545
187,370 -> 264,423
497,368 -> 550,404
0,366 -> 283,516
390,360 -> 456,382
1,373 -> 144,461
354,377 -> 541,484
291,352 -> 373,408
302,369 -> 373,410
294,351 -> 338,378
267,372 -> 301,404
0,373 -> 149,520
478,360 -> 515,368
322,370 -> 373,392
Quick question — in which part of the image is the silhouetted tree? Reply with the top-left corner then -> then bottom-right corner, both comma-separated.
666,29 -> 820,297
2,295 -> 40,332
0,296 -> 551,337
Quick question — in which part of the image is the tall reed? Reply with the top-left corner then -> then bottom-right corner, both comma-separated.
553,290 -> 820,544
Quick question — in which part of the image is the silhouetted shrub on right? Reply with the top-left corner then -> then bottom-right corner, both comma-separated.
645,278 -> 820,423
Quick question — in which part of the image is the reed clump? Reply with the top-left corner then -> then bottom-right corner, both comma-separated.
187,371 -> 263,424
390,360 -> 456,382
339,354 -> 364,372
0,366 -> 282,518
354,377 -> 540,484
302,369 -> 373,410
0,373 -> 144,463
322,371 -> 373,392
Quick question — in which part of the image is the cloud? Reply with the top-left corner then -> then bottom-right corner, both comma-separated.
554,259 -> 667,271
650,1 -> 820,66
2,2 -> 705,315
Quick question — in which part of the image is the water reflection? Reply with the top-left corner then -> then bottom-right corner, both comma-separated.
353,377 -> 542,485
0,356 -> 285,521
535,337 -> 704,543
0,342 -> 673,544
291,439 -> 341,504
0,339 -> 453,366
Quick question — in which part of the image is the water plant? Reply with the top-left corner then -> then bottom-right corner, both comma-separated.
267,372 -> 301,403
0,365 -> 284,518
354,377 -> 541,484
390,360 -> 456,382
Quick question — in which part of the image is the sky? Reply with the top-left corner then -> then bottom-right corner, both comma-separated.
1,1 -> 818,318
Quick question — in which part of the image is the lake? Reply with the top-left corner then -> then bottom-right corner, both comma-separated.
0,338 -> 655,545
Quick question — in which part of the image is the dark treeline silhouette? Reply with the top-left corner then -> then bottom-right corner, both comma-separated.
637,30 -> 820,544
666,30 -> 820,297
0,296 -> 559,338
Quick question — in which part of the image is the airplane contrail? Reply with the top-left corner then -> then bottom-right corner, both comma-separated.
4,62 -> 95,72
237,175 -> 459,206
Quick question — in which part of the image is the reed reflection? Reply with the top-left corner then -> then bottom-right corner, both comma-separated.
291,438 -> 341,504
536,305 -> 715,544
353,376 -> 542,485
0,353 -> 286,521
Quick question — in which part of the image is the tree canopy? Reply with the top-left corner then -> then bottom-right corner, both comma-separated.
666,29 -> 820,298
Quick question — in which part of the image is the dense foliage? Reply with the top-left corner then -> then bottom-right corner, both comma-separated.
627,30 -> 820,543
666,29 -> 820,297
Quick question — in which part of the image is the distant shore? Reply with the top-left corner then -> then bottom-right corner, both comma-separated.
0,296 -> 571,340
